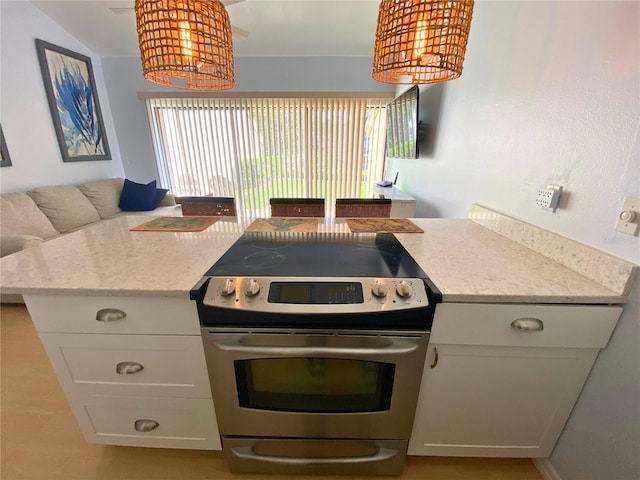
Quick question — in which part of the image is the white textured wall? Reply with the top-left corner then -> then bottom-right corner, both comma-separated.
0,1 -> 124,193
387,1 -> 639,264
386,3 -> 639,480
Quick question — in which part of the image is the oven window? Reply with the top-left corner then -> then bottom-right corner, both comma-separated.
234,358 -> 395,413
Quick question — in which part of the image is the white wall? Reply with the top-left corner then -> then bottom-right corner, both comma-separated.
0,1 -> 124,193
386,3 -> 639,480
387,1 -> 639,263
101,55 -> 394,183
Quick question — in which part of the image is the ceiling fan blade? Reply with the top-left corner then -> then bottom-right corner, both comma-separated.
109,0 -> 245,8
109,4 -> 249,39
231,25 -> 250,39
109,7 -> 134,14
111,0 -> 244,11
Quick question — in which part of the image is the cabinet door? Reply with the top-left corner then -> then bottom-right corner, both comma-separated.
408,344 -> 598,458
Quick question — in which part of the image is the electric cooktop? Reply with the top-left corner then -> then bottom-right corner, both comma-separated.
193,232 -> 442,330
204,232 -> 428,279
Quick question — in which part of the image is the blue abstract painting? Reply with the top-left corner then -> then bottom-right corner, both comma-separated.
36,39 -> 111,162
0,124 -> 12,167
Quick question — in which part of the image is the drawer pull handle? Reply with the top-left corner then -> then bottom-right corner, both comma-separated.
511,318 -> 544,331
116,361 -> 144,375
96,308 -> 126,322
134,419 -> 159,432
430,345 -> 439,369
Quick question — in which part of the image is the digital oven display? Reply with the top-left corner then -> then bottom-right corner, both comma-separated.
268,282 -> 364,304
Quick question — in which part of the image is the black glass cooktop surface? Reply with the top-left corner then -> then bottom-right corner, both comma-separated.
205,232 -> 427,279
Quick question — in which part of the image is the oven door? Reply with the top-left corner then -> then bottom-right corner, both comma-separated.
201,329 -> 429,439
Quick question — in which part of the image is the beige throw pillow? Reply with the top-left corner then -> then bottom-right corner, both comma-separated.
27,185 -> 100,233
78,178 -> 124,219
0,192 -> 59,238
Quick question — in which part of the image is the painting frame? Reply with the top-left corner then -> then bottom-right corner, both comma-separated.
35,39 -> 111,162
0,124 -> 12,167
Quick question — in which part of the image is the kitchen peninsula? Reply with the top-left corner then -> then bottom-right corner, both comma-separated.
0,205 -> 635,458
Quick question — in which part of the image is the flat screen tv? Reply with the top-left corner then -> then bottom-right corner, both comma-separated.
385,86 -> 419,159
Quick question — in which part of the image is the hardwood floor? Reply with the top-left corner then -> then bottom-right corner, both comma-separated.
1,304 -> 542,480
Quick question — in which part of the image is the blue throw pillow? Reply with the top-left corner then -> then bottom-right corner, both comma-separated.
154,188 -> 169,208
119,179 -> 157,211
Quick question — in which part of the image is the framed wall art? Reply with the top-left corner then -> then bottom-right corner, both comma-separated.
35,39 -> 111,162
0,124 -> 12,167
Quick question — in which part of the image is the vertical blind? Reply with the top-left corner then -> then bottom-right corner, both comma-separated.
145,96 -> 388,218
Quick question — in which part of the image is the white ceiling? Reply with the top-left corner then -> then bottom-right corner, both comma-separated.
31,0 -> 382,58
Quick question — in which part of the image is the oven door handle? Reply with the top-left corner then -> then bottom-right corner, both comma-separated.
230,445 -> 400,466
212,338 -> 420,357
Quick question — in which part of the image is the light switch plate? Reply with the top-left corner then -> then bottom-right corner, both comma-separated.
615,196 -> 640,236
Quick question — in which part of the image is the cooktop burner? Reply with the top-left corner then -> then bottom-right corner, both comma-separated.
205,232 -> 427,279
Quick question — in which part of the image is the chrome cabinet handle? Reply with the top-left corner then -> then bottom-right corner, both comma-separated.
96,308 -> 126,322
230,446 -> 399,466
430,345 -> 439,369
511,318 -> 544,331
134,419 -> 159,432
116,361 -> 144,375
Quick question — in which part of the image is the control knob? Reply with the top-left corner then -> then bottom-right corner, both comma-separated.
245,279 -> 261,297
396,281 -> 414,299
371,280 -> 388,298
220,278 -> 236,296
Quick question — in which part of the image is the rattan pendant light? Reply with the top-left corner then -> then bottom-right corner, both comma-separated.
135,0 -> 235,90
373,0 -> 474,85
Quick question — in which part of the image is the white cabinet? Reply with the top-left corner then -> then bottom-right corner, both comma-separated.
372,186 -> 416,217
408,303 -> 622,458
24,294 -> 221,450
409,344 -> 597,457
390,200 -> 416,218
68,395 -> 219,449
37,333 -> 212,398
26,295 -> 201,335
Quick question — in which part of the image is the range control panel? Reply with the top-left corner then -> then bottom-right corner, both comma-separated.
202,276 -> 430,314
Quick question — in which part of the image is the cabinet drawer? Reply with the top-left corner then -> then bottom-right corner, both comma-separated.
25,295 -> 199,335
431,303 -> 622,348
39,333 -> 212,398
70,395 -> 221,450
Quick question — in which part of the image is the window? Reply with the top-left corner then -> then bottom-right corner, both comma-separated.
144,95 -> 388,218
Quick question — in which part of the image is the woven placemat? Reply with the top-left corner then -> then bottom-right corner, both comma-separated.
131,216 -> 220,232
245,218 -> 319,233
346,218 -> 424,233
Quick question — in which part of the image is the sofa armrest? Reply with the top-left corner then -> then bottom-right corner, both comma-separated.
158,193 -> 177,207
1,235 -> 44,257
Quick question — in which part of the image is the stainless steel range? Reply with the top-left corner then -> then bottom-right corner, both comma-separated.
191,232 -> 440,475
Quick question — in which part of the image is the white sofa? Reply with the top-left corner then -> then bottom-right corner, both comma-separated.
0,178 -> 180,302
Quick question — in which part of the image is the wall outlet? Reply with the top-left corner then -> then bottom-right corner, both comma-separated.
615,196 -> 640,236
536,185 -> 562,212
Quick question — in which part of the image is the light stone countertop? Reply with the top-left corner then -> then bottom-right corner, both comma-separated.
0,214 -> 629,304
